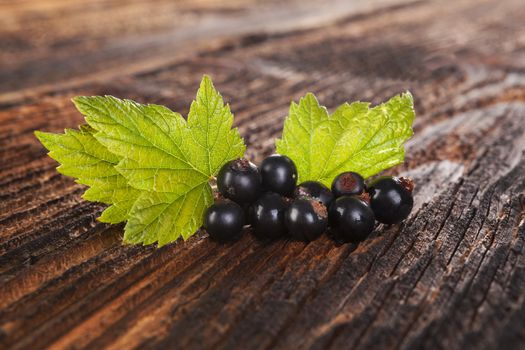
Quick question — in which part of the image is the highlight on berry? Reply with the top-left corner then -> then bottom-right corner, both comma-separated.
203,154 -> 415,245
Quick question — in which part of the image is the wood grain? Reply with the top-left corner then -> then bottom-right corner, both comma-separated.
1,0 -> 525,349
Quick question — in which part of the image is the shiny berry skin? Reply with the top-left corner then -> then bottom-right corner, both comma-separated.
329,196 -> 375,242
294,181 -> 334,208
367,176 -> 414,224
285,198 -> 328,241
260,154 -> 298,196
331,172 -> 365,197
217,158 -> 262,204
204,201 -> 245,241
249,192 -> 288,239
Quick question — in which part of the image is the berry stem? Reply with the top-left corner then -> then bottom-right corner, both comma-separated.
209,177 -> 219,199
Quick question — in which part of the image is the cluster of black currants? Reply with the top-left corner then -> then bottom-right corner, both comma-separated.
203,155 -> 414,243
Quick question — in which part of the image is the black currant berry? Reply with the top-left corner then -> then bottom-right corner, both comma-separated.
260,154 -> 298,196
367,176 -> 414,224
329,196 -> 375,242
294,181 -> 334,208
249,192 -> 288,239
204,201 -> 245,241
217,158 -> 262,204
331,171 -> 365,197
285,198 -> 328,241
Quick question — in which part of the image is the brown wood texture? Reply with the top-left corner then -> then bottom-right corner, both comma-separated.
1,0 -> 525,349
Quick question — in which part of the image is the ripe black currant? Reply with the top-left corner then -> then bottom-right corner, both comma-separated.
204,200 -> 245,241
260,154 -> 298,196
294,181 -> 334,208
285,198 -> 328,241
331,171 -> 365,197
217,158 -> 262,205
367,176 -> 414,224
249,192 -> 288,239
329,196 -> 375,242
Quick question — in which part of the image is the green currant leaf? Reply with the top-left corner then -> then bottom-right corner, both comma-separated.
124,183 -> 213,246
72,95 -> 202,193
35,126 -> 140,223
276,92 -> 415,186
187,75 -> 247,176
71,75 -> 245,245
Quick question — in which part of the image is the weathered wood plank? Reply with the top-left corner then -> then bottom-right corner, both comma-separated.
0,0 -> 412,106
1,0 -> 525,349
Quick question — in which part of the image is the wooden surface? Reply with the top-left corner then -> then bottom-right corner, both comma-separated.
1,0 -> 525,349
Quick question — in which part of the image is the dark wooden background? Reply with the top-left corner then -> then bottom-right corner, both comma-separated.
1,0 -> 525,349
